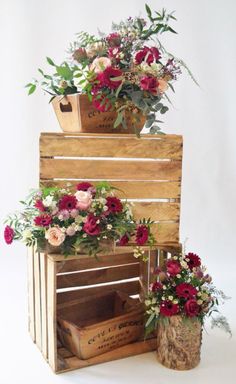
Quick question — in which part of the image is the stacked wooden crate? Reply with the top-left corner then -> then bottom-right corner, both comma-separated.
27,132 -> 183,373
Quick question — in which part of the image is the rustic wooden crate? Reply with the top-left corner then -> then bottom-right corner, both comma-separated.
52,94 -> 145,133
27,245 -> 181,373
40,132 -> 183,245
57,291 -> 145,359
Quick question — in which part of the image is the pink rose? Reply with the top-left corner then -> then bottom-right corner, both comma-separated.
166,259 -> 181,276
58,210 -> 70,221
90,57 -> 112,74
75,191 -> 92,211
66,226 -> 76,236
45,227 -> 65,247
140,76 -> 159,94
70,209 -> 79,218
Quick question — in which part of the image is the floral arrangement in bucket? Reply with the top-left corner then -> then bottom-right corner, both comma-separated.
26,4 -> 197,134
145,251 -> 231,369
145,251 -> 231,335
3,181 -> 155,256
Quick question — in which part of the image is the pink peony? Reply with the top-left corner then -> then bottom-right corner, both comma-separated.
75,190 -> 92,211
45,227 -> 65,247
4,225 -> 14,244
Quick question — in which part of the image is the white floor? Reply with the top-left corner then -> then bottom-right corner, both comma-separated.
1,248 -> 236,384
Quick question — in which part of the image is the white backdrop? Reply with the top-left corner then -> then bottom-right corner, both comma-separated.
0,0 -> 236,383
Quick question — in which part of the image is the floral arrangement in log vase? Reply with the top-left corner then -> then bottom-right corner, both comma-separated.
4,182 -> 155,256
26,4 -> 196,134
145,251 -> 231,370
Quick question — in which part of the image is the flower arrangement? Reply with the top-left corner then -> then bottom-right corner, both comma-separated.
145,251 -> 231,335
26,4 -> 196,133
4,181 -> 155,256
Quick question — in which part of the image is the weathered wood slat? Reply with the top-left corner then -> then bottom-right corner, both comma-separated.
47,258 -> 57,372
40,135 -> 182,160
57,280 -> 140,305
27,246 -> 35,342
40,253 -> 48,359
56,338 -> 156,373
40,158 -> 181,181
40,180 -> 181,199
132,202 -> 180,221
57,263 -> 140,289
34,251 -> 42,350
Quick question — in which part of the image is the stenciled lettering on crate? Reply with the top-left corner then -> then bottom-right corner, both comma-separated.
39,133 -> 183,245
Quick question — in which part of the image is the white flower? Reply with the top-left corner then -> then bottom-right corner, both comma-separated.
168,296 -> 173,301
82,234 -> 87,238
103,235 -> 108,239
176,274 -> 181,278
155,307 -> 160,315
96,220 -> 100,224
22,229 -> 32,242
173,299 -> 179,304
43,195 -> 56,209
145,300 -> 151,306
103,205 -> 109,211
107,224 -> 113,230
197,300 -> 203,305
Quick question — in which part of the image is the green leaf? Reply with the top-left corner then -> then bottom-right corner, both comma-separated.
114,112 -> 123,128
160,106 -> 169,114
145,4 -> 152,18
46,57 -> 55,66
115,82 -> 123,98
56,65 -> 73,80
167,26 -> 177,34
145,312 -> 155,328
28,84 -> 36,95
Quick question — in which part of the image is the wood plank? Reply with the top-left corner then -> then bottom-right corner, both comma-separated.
132,202 -> 180,221
57,280 -> 140,305
56,337 -> 156,373
27,246 -> 35,342
34,250 -> 42,350
40,158 -> 182,181
55,252 -> 139,273
40,180 -> 181,199
152,222 -> 179,243
47,258 -> 57,372
40,135 -> 182,160
40,253 -> 48,359
57,263 -> 140,289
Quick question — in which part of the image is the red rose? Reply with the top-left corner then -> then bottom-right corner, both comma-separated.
166,259 -> 181,276
135,225 -> 149,246
59,195 -> 77,211
97,66 -> 122,89
76,182 -> 93,191
4,225 -> 14,244
34,199 -> 45,212
106,196 -> 123,214
118,234 -> 129,246
185,252 -> 201,270
34,214 -> 52,227
176,283 -> 197,299
151,281 -> 163,292
106,33 -> 121,47
83,214 -> 101,236
160,300 -> 179,317
140,76 -> 159,94
184,299 -> 200,317
134,46 -> 161,65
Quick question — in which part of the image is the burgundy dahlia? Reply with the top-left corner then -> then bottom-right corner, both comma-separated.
34,214 -> 52,227
160,300 -> 179,317
59,195 -> 77,211
166,259 -> 181,276
184,299 -> 200,317
106,196 -> 123,214
176,283 -> 197,299
185,252 -> 201,270
4,225 -> 14,244
135,225 -> 149,246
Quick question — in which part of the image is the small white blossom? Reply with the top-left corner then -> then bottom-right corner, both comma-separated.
43,195 -> 56,208
176,274 -> 181,278
145,300 -> 151,306
155,307 -> 160,315
168,296 -> 173,301
197,300 -> 203,305
107,224 -> 113,230
82,234 -> 87,238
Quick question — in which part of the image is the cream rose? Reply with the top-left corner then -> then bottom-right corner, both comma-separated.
90,57 -> 111,73
75,190 -> 92,211
45,227 -> 65,247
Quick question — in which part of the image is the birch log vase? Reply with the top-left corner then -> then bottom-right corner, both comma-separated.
156,315 -> 202,370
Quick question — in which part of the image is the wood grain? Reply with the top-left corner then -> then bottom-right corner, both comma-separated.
40,253 -> 48,359
47,258 -> 57,372
57,280 -> 140,305
57,263 -> 140,289
34,251 -> 41,350
40,180 -> 181,199
40,158 -> 182,181
27,246 -> 35,342
40,134 -> 182,159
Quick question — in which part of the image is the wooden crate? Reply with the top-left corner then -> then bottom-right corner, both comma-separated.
40,132 -> 183,245
28,244 -> 181,373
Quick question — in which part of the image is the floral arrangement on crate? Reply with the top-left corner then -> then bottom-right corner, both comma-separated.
145,251 -> 231,335
26,4 -> 196,133
4,181 -> 155,256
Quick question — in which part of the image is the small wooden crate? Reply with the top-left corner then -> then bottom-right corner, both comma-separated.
27,245 -> 181,373
57,291 -> 145,359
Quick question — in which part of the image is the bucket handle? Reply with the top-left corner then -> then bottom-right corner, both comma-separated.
59,100 -> 72,113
